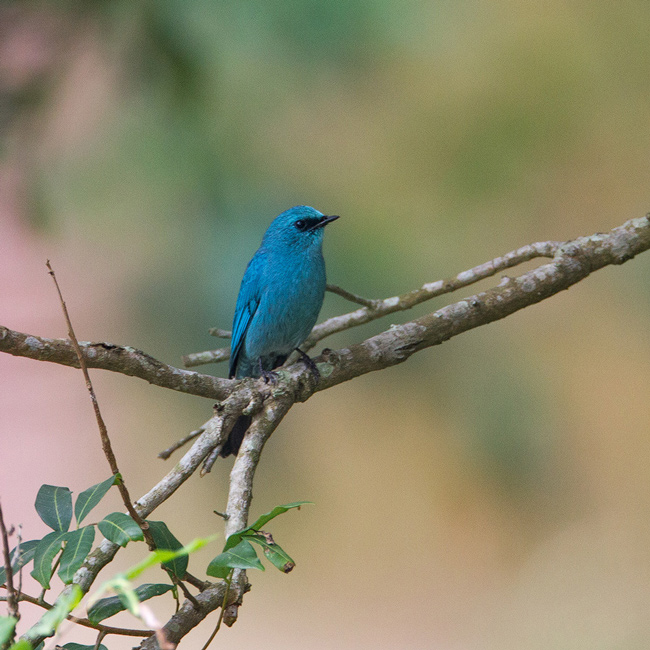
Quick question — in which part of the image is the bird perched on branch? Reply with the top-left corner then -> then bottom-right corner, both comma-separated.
220,205 -> 339,457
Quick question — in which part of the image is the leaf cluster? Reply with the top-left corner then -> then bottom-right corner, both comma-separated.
207,502 -> 310,578
1,483 -> 310,649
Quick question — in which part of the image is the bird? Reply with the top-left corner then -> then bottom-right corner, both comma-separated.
219,205 -> 339,457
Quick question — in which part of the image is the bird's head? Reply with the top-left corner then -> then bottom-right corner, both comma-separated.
262,205 -> 339,252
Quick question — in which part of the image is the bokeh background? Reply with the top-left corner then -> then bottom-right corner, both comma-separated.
1,2 -> 650,649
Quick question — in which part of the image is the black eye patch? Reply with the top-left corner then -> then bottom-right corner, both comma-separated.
294,218 -> 321,232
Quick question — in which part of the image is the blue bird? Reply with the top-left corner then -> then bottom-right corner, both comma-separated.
220,205 -> 339,457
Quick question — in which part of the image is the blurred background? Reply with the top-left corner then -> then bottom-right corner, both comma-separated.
1,1 -> 650,648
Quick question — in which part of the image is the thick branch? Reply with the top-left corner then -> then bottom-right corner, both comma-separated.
0,330 -> 232,400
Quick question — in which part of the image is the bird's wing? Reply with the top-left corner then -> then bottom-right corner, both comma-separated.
229,252 -> 265,378
229,297 -> 258,378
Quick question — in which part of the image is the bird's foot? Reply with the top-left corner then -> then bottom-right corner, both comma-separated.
260,368 -> 280,385
256,358 -> 280,385
294,348 -> 320,382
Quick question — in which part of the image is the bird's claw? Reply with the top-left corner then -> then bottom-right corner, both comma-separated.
260,369 -> 279,385
295,348 -> 320,382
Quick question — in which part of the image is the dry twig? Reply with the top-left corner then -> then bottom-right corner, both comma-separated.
46,261 -> 156,550
0,501 -> 19,625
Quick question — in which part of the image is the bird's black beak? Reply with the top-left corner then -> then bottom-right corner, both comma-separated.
309,214 -> 340,231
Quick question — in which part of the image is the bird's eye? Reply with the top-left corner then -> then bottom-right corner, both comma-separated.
295,219 -> 307,231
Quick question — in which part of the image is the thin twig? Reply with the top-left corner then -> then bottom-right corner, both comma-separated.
0,500 -> 19,625
199,571 -> 232,650
208,328 -> 231,339
326,283 -> 380,308
170,573 -> 200,610
200,446 -> 222,476
182,347 -> 231,368
0,589 -> 153,637
39,552 -> 62,603
46,261 -> 156,551
16,525 -> 23,600
213,510 -> 229,521
183,572 -> 211,592
158,427 -> 204,460
93,629 -> 107,650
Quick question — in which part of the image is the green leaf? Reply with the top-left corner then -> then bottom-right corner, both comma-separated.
147,520 -> 187,578
248,501 -> 312,530
30,584 -> 82,637
74,476 -> 116,525
35,484 -> 73,532
246,534 -> 296,573
124,536 -> 215,581
207,540 -> 264,579
0,539 -> 39,587
98,513 -> 143,547
87,583 -> 173,624
8,641 -> 34,650
31,531 -> 68,589
58,526 -> 95,584
205,561 -> 231,579
124,549 -> 183,580
224,501 -> 312,551
0,616 -> 17,646
61,644 -> 108,650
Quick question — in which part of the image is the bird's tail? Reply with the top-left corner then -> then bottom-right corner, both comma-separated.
219,414 -> 252,458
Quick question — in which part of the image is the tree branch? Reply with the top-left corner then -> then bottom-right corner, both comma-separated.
301,239 -> 562,353
0,328 -> 231,400
8,214 -> 650,648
